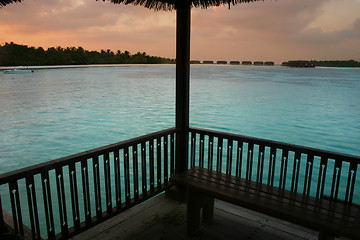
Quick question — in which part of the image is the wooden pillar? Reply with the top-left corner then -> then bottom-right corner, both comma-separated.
175,2 -> 191,174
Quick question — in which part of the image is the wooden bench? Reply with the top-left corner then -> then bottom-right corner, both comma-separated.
171,167 -> 360,240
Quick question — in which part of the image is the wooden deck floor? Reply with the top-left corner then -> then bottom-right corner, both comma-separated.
69,193 -> 341,240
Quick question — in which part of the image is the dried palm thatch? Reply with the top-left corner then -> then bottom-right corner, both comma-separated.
0,0 -> 21,7
108,0 -> 260,10
1,0 -> 260,10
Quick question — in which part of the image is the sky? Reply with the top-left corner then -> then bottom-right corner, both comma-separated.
0,0 -> 359,63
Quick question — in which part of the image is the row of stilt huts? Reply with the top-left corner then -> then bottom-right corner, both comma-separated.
190,60 -> 316,67
191,60 -> 275,65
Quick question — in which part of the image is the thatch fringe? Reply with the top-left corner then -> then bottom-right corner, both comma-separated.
108,0 -> 259,10
1,0 -> 260,10
0,0 -> 22,7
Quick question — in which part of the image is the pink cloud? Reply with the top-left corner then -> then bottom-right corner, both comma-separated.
0,0 -> 359,62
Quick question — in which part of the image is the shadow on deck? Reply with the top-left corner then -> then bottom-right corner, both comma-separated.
70,193 -> 321,240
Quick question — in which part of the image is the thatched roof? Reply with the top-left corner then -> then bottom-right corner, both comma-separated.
0,0 -> 21,7
1,0 -> 260,10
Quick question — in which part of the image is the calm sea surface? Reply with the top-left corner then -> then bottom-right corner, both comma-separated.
1,64 -> 360,174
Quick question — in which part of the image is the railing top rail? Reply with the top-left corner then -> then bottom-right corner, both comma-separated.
0,127 -> 177,184
189,127 -> 360,164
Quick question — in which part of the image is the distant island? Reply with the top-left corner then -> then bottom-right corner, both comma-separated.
309,60 -> 360,68
282,60 -> 360,68
1,42 -> 359,68
0,42 -> 175,66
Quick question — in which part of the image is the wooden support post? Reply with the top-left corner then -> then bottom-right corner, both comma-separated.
202,197 -> 214,224
187,189 -> 215,235
175,2 -> 191,174
187,189 -> 201,235
318,231 -> 335,240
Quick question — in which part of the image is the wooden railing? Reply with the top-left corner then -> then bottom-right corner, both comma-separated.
189,127 -> 360,205
0,128 -> 176,240
1,126 -> 359,240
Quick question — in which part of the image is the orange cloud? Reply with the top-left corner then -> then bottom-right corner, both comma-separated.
0,0 -> 359,63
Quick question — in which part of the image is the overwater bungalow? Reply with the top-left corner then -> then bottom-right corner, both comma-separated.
264,61 -> 275,66
202,60 -> 214,64
216,61 -> 227,64
230,61 -> 240,65
241,61 -> 252,65
190,60 -> 201,64
0,0 -> 359,240
253,61 -> 264,66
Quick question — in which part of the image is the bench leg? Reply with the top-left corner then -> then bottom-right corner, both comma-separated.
202,197 -> 214,224
187,189 -> 215,235
187,189 -> 202,235
318,231 -> 334,240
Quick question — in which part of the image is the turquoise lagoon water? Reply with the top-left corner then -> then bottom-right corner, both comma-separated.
1,64 -> 360,236
1,64 -> 360,174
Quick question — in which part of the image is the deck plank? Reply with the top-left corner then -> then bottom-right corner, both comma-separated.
70,193 -> 326,240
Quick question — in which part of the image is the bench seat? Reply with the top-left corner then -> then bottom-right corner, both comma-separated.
171,167 -> 360,240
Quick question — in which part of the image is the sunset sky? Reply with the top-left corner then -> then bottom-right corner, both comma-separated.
0,0 -> 359,63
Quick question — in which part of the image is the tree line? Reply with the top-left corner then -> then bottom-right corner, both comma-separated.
0,42 -> 175,66
309,60 -> 360,68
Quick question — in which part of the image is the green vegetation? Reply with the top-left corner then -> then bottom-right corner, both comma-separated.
310,60 -> 360,68
0,42 -> 175,66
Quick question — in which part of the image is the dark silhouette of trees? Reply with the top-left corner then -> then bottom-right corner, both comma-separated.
0,42 -> 175,66
310,60 -> 360,68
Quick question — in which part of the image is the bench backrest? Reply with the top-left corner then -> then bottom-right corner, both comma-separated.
188,127 -> 360,205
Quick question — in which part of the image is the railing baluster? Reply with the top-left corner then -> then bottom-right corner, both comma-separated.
92,155 -> 102,220
133,145 -> 139,200
345,162 -> 357,204
236,141 -> 243,178
69,162 -> 80,230
170,133 -> 175,177
216,137 -> 223,172
0,193 -> 5,234
256,145 -> 265,183
41,172 -> 55,239
226,139 -> 233,175
279,150 -> 288,189
141,142 -> 147,196
114,150 -> 121,208
164,135 -> 169,185
9,180 -> 24,237
55,167 -> 68,237
303,154 -> 314,196
25,176 -> 41,240
81,158 -> 92,224
330,160 -> 342,201
208,135 -> 214,170
199,134 -> 205,168
124,147 -> 131,204
104,152 -> 112,213
190,132 -> 196,168
291,153 -> 296,192
316,157 -> 327,199
149,140 -> 155,192
246,143 -> 254,180
291,152 -> 301,192
268,147 -> 276,186
157,137 -> 162,188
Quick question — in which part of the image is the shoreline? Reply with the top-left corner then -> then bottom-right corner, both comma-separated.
1,64 -> 360,71
0,63 -> 176,71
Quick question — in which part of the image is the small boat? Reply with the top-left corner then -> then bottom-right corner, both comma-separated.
3,68 -> 34,74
